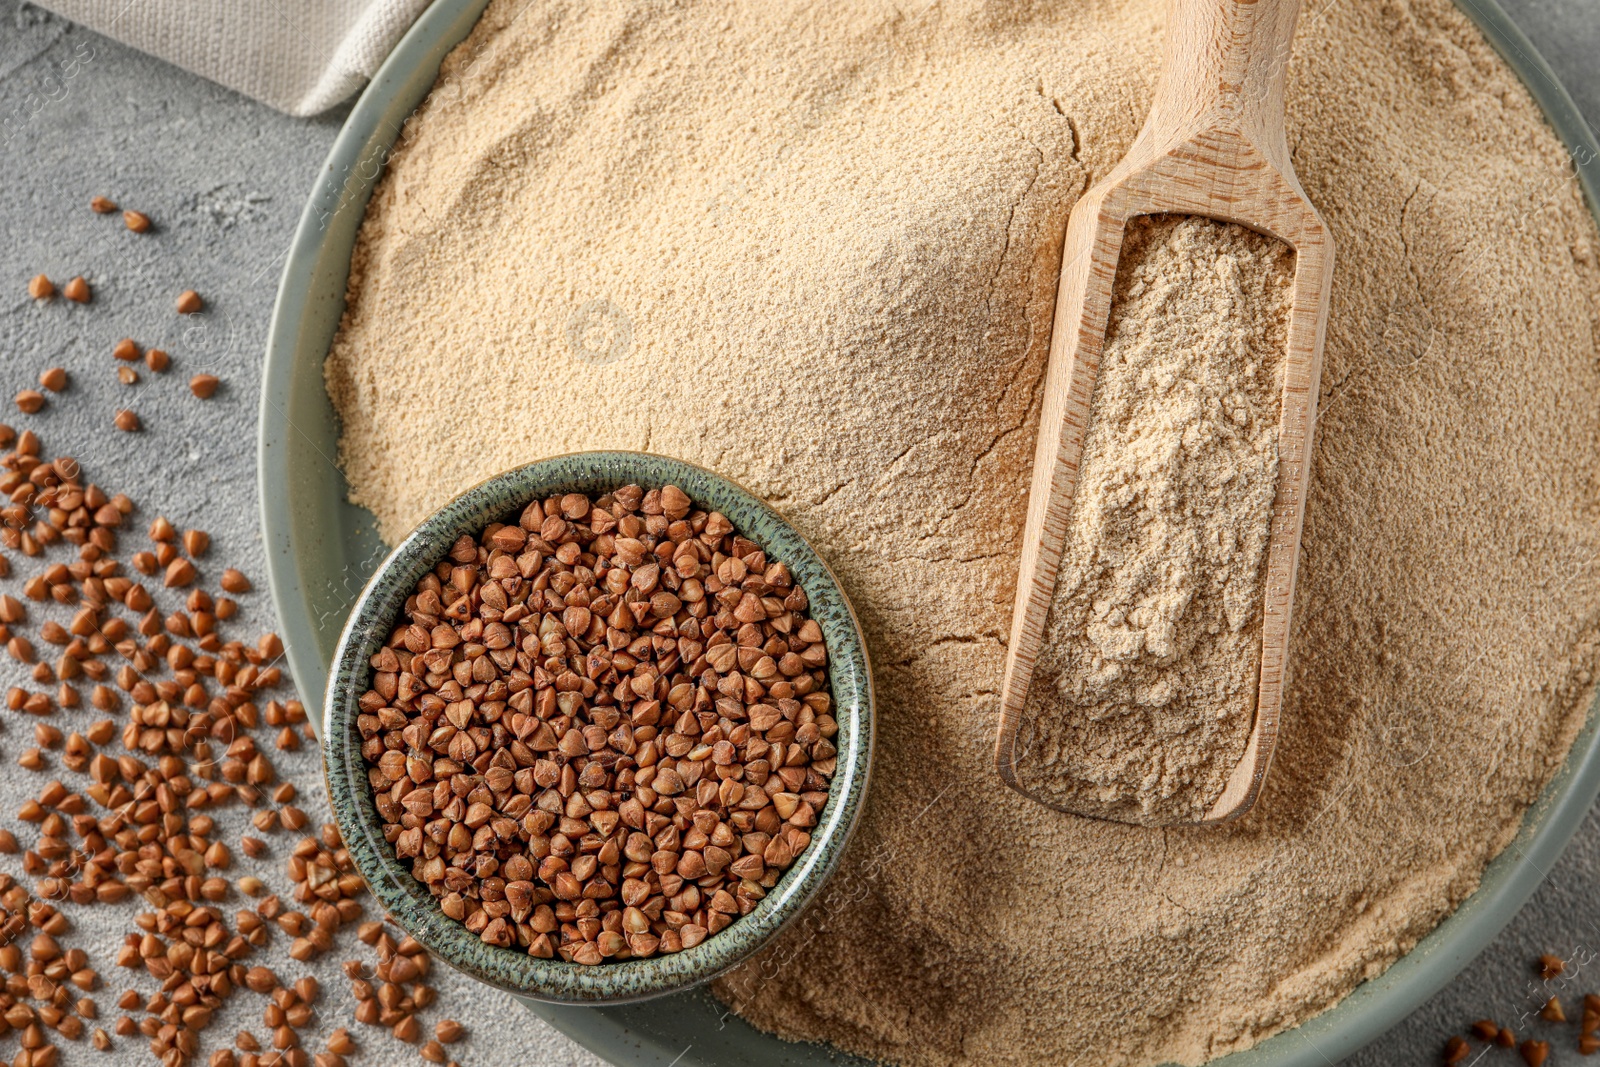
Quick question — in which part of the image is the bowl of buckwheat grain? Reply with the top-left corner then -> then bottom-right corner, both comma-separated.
318,451 -> 874,1003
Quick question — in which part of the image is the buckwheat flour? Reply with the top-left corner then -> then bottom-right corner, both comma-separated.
1014,215 -> 1293,824
324,0 -> 1600,1064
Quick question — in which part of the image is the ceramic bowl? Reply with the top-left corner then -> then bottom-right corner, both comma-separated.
320,451 -> 875,1004
269,0 -> 1600,1059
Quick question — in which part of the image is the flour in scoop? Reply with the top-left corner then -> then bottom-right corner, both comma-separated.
1014,214 -> 1293,823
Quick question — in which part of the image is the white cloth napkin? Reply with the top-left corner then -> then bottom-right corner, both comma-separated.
35,0 -> 432,115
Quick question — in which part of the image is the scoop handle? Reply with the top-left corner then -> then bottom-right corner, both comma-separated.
1139,0 -> 1302,169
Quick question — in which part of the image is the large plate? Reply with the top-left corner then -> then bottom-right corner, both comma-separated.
259,2 -> 1600,1064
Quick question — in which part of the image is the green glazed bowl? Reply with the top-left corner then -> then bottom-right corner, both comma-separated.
320,451 -> 875,1004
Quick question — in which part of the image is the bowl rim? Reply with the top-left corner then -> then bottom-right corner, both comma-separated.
320,450 -> 876,1004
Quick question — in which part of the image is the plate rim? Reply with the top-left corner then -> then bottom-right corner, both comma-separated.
257,1 -> 1600,1064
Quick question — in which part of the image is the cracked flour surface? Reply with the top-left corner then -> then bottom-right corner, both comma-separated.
324,0 -> 1600,1064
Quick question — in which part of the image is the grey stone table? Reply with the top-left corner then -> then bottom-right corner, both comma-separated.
0,1 -> 1595,1064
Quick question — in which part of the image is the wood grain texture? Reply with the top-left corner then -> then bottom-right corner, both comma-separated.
997,0 -> 1333,825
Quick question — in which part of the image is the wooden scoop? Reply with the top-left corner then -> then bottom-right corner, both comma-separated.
995,0 -> 1332,825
